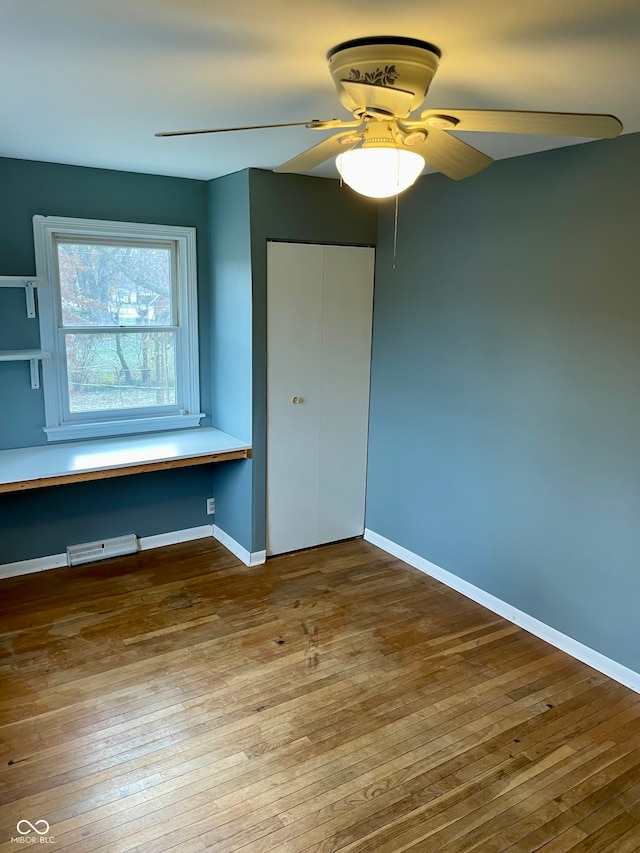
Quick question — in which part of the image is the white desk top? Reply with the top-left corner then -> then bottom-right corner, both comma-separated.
0,427 -> 251,492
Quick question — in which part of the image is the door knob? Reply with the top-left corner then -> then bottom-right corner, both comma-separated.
292,396 -> 303,404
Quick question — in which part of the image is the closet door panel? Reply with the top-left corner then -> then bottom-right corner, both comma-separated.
266,242 -> 323,555
317,245 -> 375,544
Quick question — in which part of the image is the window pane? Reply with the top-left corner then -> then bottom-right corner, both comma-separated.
65,332 -> 176,413
58,243 -> 173,327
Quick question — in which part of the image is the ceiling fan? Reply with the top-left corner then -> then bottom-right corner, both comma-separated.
156,36 -> 623,199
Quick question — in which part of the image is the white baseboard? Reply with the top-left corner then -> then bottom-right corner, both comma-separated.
138,525 -> 214,551
213,525 -> 266,567
364,528 -> 640,695
0,525 -> 215,580
0,553 -> 68,579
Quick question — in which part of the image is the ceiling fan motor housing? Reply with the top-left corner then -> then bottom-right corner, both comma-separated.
328,36 -> 441,119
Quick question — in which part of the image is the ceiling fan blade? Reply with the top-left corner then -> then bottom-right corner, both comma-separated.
410,126 -> 493,180
421,109 -> 623,138
156,120 -> 327,138
340,80 -> 416,116
275,131 -> 361,174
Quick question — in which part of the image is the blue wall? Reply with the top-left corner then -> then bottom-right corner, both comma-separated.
0,157 -> 214,561
366,133 -> 640,672
207,170 -> 253,551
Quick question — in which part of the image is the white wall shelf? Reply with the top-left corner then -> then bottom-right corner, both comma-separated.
0,276 -> 49,388
0,349 -> 51,360
0,349 -> 51,389
0,275 -> 44,318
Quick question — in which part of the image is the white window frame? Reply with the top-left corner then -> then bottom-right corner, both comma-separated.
34,215 -> 204,441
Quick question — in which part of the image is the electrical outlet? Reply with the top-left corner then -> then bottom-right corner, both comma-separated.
206,498 -> 215,515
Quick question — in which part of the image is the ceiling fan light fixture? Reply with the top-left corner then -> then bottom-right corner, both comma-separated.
335,146 -> 425,199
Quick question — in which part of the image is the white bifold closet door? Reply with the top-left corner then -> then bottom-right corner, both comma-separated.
267,241 -> 375,556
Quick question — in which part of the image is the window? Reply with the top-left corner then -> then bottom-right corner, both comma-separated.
34,216 -> 203,441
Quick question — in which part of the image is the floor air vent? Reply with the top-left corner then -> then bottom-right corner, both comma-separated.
66,534 -> 138,566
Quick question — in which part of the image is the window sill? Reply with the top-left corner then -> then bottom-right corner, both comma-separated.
44,412 -> 205,442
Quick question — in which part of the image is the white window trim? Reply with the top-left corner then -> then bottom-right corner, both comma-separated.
34,215 -> 204,441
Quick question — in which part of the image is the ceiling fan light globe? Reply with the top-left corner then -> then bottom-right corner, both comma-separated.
335,147 -> 425,199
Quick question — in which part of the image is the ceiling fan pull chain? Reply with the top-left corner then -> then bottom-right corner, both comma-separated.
393,192 -> 399,272
393,139 -> 400,268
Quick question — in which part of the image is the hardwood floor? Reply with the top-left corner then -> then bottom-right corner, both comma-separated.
1,537 -> 639,852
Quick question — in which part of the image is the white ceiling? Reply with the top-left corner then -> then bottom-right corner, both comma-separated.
1,0 -> 639,181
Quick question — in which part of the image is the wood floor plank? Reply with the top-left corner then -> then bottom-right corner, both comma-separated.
564,812 -> 639,852
484,762 -> 640,853
287,742 -> 617,853
1,538 -> 638,853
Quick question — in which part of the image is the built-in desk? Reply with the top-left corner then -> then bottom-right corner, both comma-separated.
0,428 -> 251,493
